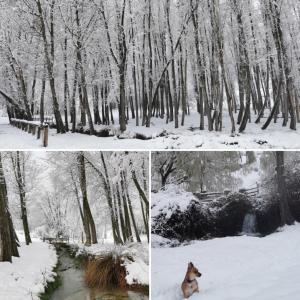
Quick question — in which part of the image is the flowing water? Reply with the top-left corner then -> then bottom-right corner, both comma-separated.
49,248 -> 148,300
242,213 -> 257,235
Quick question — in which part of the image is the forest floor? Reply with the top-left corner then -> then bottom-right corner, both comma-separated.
1,113 -> 300,149
0,233 -> 57,300
151,223 -> 300,300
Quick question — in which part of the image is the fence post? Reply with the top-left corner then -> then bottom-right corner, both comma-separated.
37,126 -> 41,139
43,125 -> 49,147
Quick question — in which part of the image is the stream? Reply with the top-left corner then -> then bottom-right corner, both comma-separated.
49,247 -> 148,300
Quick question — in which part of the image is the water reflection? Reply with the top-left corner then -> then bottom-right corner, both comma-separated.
60,289 -> 148,300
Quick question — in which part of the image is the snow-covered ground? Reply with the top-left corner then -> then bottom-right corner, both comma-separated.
0,234 -> 57,300
76,242 -> 149,286
1,112 -> 300,149
151,223 -> 300,300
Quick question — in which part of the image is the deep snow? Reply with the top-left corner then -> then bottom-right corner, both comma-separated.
0,234 -> 57,300
1,112 -> 300,149
151,223 -> 300,300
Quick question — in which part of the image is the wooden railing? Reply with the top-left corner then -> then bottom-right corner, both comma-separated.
43,237 -> 69,244
10,118 -> 49,147
194,186 -> 260,202
241,187 -> 259,198
32,116 -> 54,125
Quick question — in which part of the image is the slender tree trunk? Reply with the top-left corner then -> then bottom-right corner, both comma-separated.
40,63 -> 46,124
36,0 -> 65,133
63,27 -> 69,131
11,152 -> 31,245
0,154 -> 19,262
71,60 -> 79,133
75,6 -> 95,135
276,152 -> 294,226
78,153 -> 97,245
122,171 -> 141,242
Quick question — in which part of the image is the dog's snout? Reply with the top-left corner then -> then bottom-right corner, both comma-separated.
197,272 -> 202,277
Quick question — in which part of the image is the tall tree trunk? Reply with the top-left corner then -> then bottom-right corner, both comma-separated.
63,26 -> 69,131
40,63 -> 46,124
146,0 -> 154,127
75,5 -> 95,135
36,0 -> 66,133
71,60 -> 79,133
10,152 -> 32,245
0,154 -> 19,262
78,153 -> 98,245
276,152 -> 294,226
122,171 -> 141,242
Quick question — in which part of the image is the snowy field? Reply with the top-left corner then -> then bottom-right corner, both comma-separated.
152,224 -> 300,300
1,113 -> 300,149
0,234 -> 57,300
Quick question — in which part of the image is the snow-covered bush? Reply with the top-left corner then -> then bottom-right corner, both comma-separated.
76,243 -> 148,287
152,164 -> 300,242
152,186 -> 253,241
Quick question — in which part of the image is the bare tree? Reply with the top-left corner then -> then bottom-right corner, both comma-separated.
10,152 -> 32,245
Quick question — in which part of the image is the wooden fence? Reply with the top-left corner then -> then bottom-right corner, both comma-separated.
10,119 -> 49,147
32,116 -> 54,125
194,185 -> 260,202
242,186 -> 259,198
43,236 -> 69,244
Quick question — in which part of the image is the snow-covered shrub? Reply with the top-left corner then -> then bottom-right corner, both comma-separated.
78,243 -> 148,287
152,187 -> 252,241
151,234 -> 181,248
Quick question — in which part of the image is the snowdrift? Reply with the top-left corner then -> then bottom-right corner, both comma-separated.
0,239 -> 57,300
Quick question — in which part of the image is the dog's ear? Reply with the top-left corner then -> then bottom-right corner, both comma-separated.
188,262 -> 194,268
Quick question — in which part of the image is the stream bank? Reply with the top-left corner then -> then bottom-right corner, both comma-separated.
41,243 -> 148,300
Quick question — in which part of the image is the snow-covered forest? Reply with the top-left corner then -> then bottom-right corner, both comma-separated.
151,151 -> 300,299
1,1 -> 300,149
0,151 -> 149,300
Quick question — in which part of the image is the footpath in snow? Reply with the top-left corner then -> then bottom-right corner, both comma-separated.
0,236 -> 57,300
1,113 -> 300,149
152,224 -> 300,300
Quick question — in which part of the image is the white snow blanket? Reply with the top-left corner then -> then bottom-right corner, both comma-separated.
0,238 -> 57,300
1,111 -> 300,149
152,223 -> 300,300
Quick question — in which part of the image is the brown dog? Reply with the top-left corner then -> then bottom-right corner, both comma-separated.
181,262 -> 202,298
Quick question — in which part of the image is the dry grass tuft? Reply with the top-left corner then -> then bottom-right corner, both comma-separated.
84,253 -> 127,289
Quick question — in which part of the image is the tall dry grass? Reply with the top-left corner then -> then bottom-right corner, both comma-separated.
84,254 -> 128,288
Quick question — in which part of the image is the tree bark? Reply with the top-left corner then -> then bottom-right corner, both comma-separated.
36,0 -> 66,133
0,154 -> 19,262
10,152 -> 31,245
276,152 -> 294,226
78,153 -> 98,245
